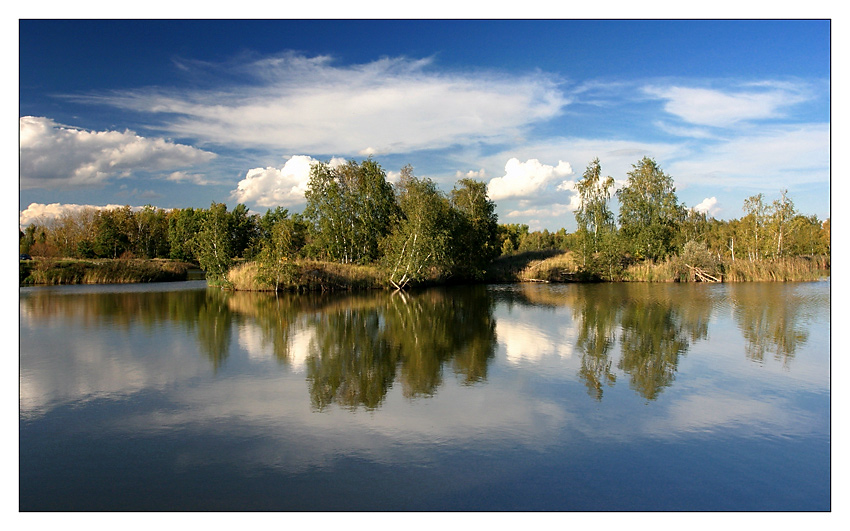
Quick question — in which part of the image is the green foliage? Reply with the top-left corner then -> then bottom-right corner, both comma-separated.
575,158 -> 616,266
449,178 -> 500,278
168,207 -> 200,262
195,202 -> 233,283
617,157 -> 683,261
304,158 -> 398,264
93,207 -> 132,259
384,167 -> 455,289
255,213 -> 301,290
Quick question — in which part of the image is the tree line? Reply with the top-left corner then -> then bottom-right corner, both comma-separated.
19,159 -> 501,287
20,156 -> 829,286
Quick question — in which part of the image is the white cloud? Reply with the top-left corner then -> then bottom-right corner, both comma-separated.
230,155 -> 346,208
456,168 -> 487,180
644,85 -> 810,128
487,158 -> 574,201
19,202 -> 149,228
693,197 -> 720,216
84,53 -> 568,155
19,116 -> 217,189
497,319 -> 574,365
667,124 -> 829,189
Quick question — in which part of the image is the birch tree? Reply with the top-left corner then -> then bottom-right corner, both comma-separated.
616,157 -> 682,261
384,166 -> 454,289
574,158 -> 615,267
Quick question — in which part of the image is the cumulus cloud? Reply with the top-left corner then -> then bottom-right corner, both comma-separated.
693,197 -> 720,216
19,116 -> 216,189
456,168 -> 487,180
81,53 -> 568,155
644,84 -> 810,128
487,158 -> 574,201
19,202 -> 149,228
230,155 -> 346,208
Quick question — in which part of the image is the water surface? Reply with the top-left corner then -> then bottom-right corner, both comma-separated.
19,280 -> 830,510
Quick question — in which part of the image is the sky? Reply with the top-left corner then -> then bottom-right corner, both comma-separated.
17,18 -> 831,232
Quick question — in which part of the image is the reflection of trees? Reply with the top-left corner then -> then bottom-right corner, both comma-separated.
20,285 -> 496,391
617,285 -> 714,400
572,284 -> 619,400
730,284 -> 813,367
193,289 -> 233,371
304,286 -> 497,410
306,305 -> 398,410
225,290 -> 320,366
618,298 -> 690,400
567,284 -> 716,401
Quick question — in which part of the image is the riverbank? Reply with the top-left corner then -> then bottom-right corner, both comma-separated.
21,252 -> 829,289
20,258 -> 197,285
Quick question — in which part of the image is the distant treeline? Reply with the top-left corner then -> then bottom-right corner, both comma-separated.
20,156 -> 829,287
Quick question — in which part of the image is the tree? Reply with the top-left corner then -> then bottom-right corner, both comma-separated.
256,212 -> 300,291
574,158 -> 616,267
304,159 -> 397,264
228,203 -> 259,259
742,194 -> 767,261
195,202 -> 233,283
168,208 -> 200,262
616,157 -> 682,261
768,189 -> 796,258
93,207 -> 132,258
497,223 -> 529,255
449,177 -> 500,278
384,166 -> 454,289
132,205 -> 170,258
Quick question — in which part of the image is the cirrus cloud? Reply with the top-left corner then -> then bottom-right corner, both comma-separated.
19,116 -> 217,189
644,84 -> 811,128
78,53 -> 569,156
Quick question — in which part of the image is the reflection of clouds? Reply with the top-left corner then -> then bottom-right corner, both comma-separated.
496,317 -> 575,365
288,325 -> 313,373
126,372 -> 571,473
20,295 -> 206,418
642,393 -> 821,440
238,322 -> 269,361
19,324 -> 203,418
235,318 -> 312,372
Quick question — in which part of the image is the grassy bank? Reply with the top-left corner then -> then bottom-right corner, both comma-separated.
20,258 -> 195,285
485,250 -> 591,283
487,251 -> 829,284
225,259 -> 387,292
621,255 -> 830,282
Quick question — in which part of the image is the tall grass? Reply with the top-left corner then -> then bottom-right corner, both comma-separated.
486,250 -> 590,283
622,255 -> 829,282
21,258 -> 192,285
226,259 -> 387,292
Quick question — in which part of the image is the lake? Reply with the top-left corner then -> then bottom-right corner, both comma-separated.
19,280 -> 830,511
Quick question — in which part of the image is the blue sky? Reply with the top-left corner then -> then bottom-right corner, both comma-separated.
18,19 -> 831,231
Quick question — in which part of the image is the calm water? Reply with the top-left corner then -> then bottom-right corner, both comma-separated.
19,280 -> 830,511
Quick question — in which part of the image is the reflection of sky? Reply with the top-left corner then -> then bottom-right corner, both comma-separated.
20,283 -> 830,476
494,305 -> 578,372
236,319 -> 314,373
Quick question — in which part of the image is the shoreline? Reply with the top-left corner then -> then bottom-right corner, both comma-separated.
20,252 -> 830,289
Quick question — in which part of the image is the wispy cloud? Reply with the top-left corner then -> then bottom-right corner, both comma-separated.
644,83 -> 811,128
667,123 -> 829,189
19,116 -> 216,189
78,53 -> 569,156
